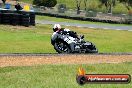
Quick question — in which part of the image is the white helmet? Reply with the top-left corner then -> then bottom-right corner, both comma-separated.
53,24 -> 61,32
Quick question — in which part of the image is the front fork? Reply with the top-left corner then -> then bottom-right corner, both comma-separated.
70,42 -> 81,53
69,42 -> 75,52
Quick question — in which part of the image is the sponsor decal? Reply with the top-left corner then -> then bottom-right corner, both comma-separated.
76,67 -> 131,85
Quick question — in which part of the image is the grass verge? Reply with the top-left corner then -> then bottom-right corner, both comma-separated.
0,62 -> 132,88
0,24 -> 131,53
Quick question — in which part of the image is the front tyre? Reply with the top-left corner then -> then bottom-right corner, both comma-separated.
54,40 -> 71,53
87,49 -> 98,53
84,42 -> 98,53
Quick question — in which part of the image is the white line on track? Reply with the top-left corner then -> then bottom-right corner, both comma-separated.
128,30 -> 132,32
66,25 -> 70,26
89,27 -> 95,28
77,26 -> 82,27
103,28 -> 110,29
116,29 -> 122,30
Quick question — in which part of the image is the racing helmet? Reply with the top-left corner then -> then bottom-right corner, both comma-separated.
53,24 -> 61,32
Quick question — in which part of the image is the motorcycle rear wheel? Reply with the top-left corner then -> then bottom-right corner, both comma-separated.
54,41 -> 71,53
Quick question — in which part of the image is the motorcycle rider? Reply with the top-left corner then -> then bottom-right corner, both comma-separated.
52,24 -> 80,53
52,24 -> 79,39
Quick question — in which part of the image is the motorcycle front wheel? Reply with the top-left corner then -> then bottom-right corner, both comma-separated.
84,42 -> 98,53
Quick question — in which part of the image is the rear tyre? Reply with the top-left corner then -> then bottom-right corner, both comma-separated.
54,40 -> 71,53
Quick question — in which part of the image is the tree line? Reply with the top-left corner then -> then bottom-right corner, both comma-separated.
33,0 -> 131,14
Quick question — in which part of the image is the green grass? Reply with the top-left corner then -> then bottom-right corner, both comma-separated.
36,15 -> 132,26
56,0 -> 128,14
0,24 -> 55,53
0,62 -> 132,88
0,24 -> 131,53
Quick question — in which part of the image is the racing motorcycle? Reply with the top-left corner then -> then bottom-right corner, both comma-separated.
51,30 -> 98,53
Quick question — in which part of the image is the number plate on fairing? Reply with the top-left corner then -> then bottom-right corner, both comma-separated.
64,37 -> 75,44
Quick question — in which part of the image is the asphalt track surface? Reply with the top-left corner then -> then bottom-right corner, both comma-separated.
0,53 -> 132,56
36,20 -> 132,31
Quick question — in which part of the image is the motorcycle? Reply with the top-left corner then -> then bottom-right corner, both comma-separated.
51,30 -> 98,53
